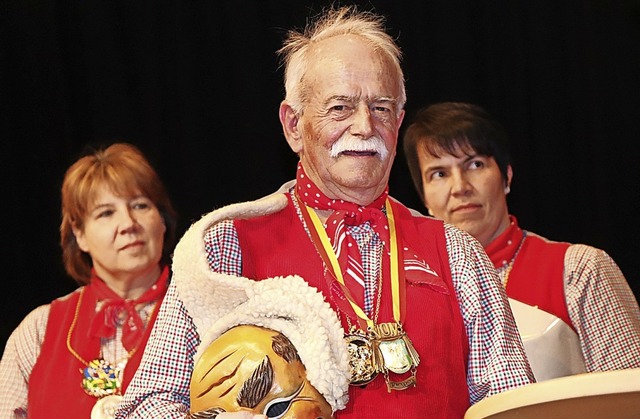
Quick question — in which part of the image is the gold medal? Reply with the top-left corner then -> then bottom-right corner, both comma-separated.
378,337 -> 412,374
345,323 -> 420,391
91,394 -> 123,419
372,322 -> 420,392
345,329 -> 378,386
373,322 -> 420,374
301,197 -> 421,390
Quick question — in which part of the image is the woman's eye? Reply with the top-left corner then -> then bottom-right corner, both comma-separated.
131,198 -> 153,210
96,209 -> 113,218
469,160 -> 484,169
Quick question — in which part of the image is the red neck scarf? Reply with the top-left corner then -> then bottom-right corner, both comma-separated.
295,163 -> 389,242
87,266 -> 169,352
295,163 -> 447,321
296,163 -> 389,310
484,216 -> 525,269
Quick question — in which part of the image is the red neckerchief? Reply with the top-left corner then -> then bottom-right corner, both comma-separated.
296,163 -> 389,309
295,162 -> 389,244
87,266 -> 169,351
484,215 -> 524,269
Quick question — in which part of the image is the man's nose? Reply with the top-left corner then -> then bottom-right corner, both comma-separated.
350,104 -> 374,138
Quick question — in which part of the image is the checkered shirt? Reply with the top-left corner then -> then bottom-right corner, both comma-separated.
496,234 -> 640,372
0,295 -> 157,418
114,192 -> 534,418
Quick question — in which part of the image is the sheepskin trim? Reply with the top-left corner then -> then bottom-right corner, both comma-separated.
172,186 -> 291,334
171,181 -> 349,411
196,275 -> 350,412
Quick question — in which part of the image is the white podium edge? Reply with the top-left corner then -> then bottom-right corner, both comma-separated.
464,368 -> 640,418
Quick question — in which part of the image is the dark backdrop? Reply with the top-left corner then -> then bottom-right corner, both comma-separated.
2,0 -> 639,349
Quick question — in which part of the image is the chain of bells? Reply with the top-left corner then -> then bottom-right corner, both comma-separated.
345,321 -> 420,392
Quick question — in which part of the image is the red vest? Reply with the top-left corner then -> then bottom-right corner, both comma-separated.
28,283 -> 163,418
234,196 -> 469,418
507,234 -> 572,329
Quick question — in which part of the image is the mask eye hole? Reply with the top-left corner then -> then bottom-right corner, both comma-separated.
265,400 -> 291,418
263,384 -> 303,418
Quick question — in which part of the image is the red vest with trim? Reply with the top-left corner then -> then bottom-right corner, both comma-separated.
507,234 -> 572,329
234,195 -> 469,418
27,286 -> 162,418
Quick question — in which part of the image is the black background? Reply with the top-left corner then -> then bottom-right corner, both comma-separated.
2,0 -> 639,349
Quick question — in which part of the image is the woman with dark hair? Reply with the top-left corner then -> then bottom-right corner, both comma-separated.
403,102 -> 640,381
0,143 -> 177,418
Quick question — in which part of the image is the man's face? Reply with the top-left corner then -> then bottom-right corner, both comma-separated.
417,144 -> 512,247
190,325 -> 333,419
285,34 -> 405,205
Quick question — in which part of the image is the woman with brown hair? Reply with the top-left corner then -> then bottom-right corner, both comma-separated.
0,143 -> 177,418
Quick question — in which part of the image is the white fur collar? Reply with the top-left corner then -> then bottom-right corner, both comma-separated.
171,180 -> 349,411
172,182 -> 292,336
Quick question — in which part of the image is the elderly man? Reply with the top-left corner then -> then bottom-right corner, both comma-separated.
117,8 -> 533,419
403,101 -> 640,381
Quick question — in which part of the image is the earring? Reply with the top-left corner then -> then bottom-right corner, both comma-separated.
504,185 -> 511,194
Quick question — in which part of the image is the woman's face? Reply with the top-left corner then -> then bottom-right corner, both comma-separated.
73,185 -> 166,283
418,146 -> 511,247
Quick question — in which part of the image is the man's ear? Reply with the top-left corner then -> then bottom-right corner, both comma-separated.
396,109 -> 406,136
279,101 -> 303,153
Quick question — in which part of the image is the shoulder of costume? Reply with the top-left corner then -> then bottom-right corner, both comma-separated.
171,180 -> 294,335
51,287 -> 83,305
524,229 -> 573,248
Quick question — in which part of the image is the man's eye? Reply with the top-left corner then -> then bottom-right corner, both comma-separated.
373,105 -> 391,113
330,104 -> 349,112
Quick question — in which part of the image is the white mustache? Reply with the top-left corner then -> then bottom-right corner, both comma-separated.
329,135 -> 389,160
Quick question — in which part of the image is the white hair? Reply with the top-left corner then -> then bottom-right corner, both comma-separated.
277,6 -> 406,115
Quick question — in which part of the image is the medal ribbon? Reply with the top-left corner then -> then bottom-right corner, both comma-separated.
297,194 -> 405,329
296,164 -> 389,312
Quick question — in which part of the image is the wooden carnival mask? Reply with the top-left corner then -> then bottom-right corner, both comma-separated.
189,325 -> 333,419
